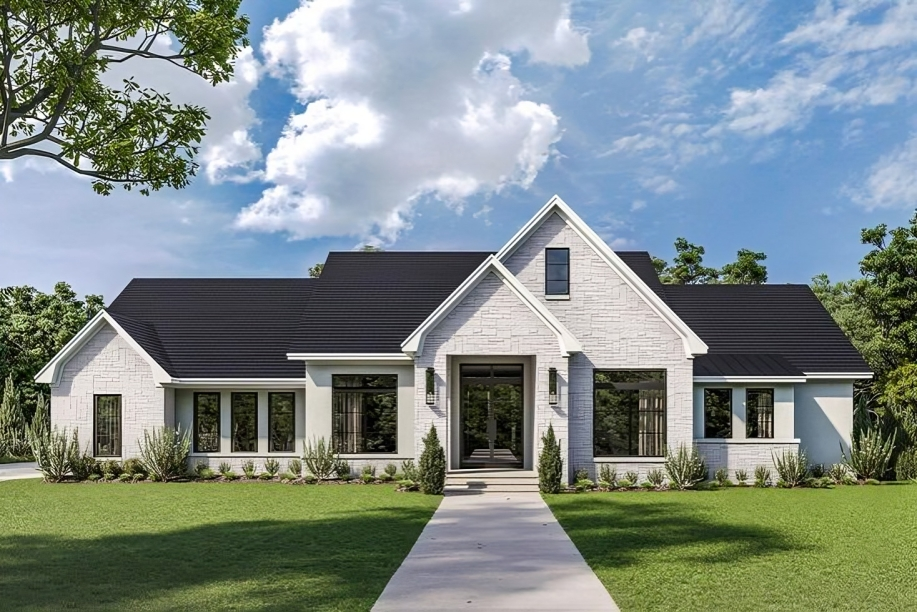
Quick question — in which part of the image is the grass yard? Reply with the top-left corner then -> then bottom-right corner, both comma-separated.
0,480 -> 440,612
546,485 -> 917,612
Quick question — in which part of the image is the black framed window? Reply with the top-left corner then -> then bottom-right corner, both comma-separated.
193,392 -> 221,453
94,395 -> 122,457
231,392 -> 258,452
704,389 -> 732,439
593,370 -> 666,457
746,388 -> 774,438
269,392 -> 295,452
332,375 -> 397,454
545,248 -> 570,295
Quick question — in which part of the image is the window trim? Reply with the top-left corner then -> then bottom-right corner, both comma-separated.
544,247 -> 570,296
592,368 -> 667,458
703,388 -> 733,439
230,391 -> 259,453
746,388 -> 775,439
331,374 -> 398,455
268,392 -> 296,453
93,394 -> 122,457
193,391 -> 222,454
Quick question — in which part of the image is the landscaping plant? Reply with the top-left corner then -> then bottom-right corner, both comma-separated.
665,444 -> 707,490
139,426 -> 191,482
334,458 -> 351,480
714,468 -> 731,487
754,465 -> 771,487
895,447 -> 917,481
241,460 -> 257,479
263,458 -> 280,477
288,458 -> 303,477
0,375 -> 29,458
647,468 -> 665,489
843,425 -> 895,480
303,437 -> 337,480
29,427 -> 70,482
384,463 -> 398,477
598,464 -> 617,488
624,470 -> 640,487
537,423 -> 563,494
418,424 -> 445,495
773,448 -> 809,487
122,458 -> 146,477
828,462 -> 853,484
401,459 -> 420,482
218,461 -> 233,477
734,469 -> 748,485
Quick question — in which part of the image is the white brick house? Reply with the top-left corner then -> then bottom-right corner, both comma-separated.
36,196 -> 871,486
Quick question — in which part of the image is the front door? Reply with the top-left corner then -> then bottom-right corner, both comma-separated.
459,364 -> 524,469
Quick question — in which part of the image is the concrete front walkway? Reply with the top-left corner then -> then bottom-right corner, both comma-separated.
372,492 -> 618,611
0,462 -> 40,481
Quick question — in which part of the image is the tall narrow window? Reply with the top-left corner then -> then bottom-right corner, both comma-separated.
193,392 -> 220,453
545,248 -> 570,296
746,388 -> 774,438
231,392 -> 258,453
593,370 -> 666,457
94,395 -> 122,457
704,389 -> 732,439
332,375 -> 398,454
269,392 -> 295,453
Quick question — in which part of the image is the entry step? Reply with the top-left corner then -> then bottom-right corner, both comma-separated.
445,470 -> 539,494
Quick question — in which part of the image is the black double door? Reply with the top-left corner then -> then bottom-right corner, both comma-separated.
459,364 -> 524,469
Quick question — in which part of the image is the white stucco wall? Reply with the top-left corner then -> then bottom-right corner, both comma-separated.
503,212 -> 694,479
794,380 -> 854,467
416,273 -> 570,478
175,387 -> 306,471
50,323 -> 166,459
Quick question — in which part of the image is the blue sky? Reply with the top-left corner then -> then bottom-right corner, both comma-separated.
2,0 -> 917,300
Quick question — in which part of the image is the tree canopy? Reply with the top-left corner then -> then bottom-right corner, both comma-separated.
653,238 -> 768,285
0,1 -> 249,195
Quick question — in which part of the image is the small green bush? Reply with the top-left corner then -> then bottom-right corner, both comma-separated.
29,427 -> 71,482
193,461 -> 210,478
279,472 -> 295,482
87,473 -> 102,482
122,458 -> 145,477
218,461 -> 233,477
118,472 -> 132,482
223,471 -> 239,481
828,462 -> 853,484
339,471 -> 354,482
70,451 -> 99,481
843,426 -> 895,480
597,480 -> 612,491
574,467 -> 589,482
810,463 -> 826,478
258,472 -> 274,480
640,481 -> 655,490
288,458 -> 303,476
734,469 -> 748,485
647,468 -> 665,489
419,424 -> 446,495
384,463 -> 397,477
139,426 -> 191,482
397,479 -> 418,492
131,473 -> 145,483
537,424 -> 563,494
241,460 -> 257,479
773,448 -> 808,488
616,479 -> 633,489
303,474 -> 317,484
303,437 -> 337,480
598,464 -> 617,488
401,459 -> 420,481
334,458 -> 351,480
894,446 -> 917,481
624,470 -> 639,485
361,473 -> 375,484
361,464 -> 376,477
378,472 -> 394,482
754,465 -> 771,488
665,444 -> 707,490
714,467 -> 730,486
864,478 -> 881,486
263,458 -> 280,477
574,479 -> 595,492
100,460 -> 122,477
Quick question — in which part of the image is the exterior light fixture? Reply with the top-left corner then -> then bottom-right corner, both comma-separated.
548,367 -> 558,405
425,367 -> 436,405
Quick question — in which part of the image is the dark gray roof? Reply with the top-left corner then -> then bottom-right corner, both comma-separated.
663,284 -> 870,375
289,252 -> 491,354
101,251 -> 869,379
107,279 -> 316,378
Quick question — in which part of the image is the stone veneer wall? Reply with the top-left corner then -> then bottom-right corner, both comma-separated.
415,273 -> 570,480
51,322 -> 166,459
503,212 -> 695,480
696,440 -> 801,479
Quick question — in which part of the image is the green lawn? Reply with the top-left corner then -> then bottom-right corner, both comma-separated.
0,480 -> 440,612
546,485 -> 917,612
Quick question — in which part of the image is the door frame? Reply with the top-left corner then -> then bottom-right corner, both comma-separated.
448,355 -> 535,471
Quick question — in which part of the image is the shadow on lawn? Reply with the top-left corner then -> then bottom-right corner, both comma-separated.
0,507 -> 433,611
548,495 -> 806,570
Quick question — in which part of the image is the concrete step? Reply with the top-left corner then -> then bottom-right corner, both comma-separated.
446,476 -> 539,486
445,483 -> 540,494
444,470 -> 540,494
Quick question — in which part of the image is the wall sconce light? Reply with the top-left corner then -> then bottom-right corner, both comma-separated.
548,367 -> 558,405
426,367 -> 436,405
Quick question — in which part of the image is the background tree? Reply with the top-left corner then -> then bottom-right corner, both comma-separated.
720,249 -> 767,284
0,1 -> 249,195
656,238 -> 720,284
0,283 -> 102,422
308,263 -> 323,278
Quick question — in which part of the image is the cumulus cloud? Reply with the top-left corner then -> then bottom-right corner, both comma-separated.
847,134 -> 917,210
235,0 -> 589,242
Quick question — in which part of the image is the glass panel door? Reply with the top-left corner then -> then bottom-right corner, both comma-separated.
459,364 -> 524,469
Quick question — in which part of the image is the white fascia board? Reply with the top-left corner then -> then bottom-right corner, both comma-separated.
166,378 -> 306,389
34,310 -> 173,386
495,194 -> 708,359
694,376 -> 807,384
286,353 -> 413,363
401,256 -> 581,358
802,372 -> 874,380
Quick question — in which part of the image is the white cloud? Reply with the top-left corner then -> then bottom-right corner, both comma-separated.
630,199 -> 646,211
639,175 -> 679,195
847,134 -> 917,210
236,0 -> 589,242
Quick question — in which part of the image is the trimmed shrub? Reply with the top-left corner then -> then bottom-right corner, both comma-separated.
397,479 -> 419,492
100,460 -> 123,478
361,464 -> 377,477
773,448 -> 808,488
574,467 -> 590,482
303,474 -> 318,484
241,460 -> 257,479
665,444 -> 707,490
279,472 -> 295,482
401,459 -> 420,482
647,468 -> 665,489
616,479 -> 633,489
303,437 -> 337,480
263,458 -> 280,477
754,465 -> 771,487
361,473 -> 376,484
118,472 -> 132,483
714,468 -> 731,487
734,469 -> 748,485
843,426 -> 895,480
598,464 -> 617,488
809,463 -> 826,478
624,470 -> 639,486
418,424 -> 446,495
87,473 -> 102,482
122,458 -> 146,477
218,461 -> 233,477
195,464 -> 216,480
258,472 -> 274,480
378,472 -> 394,482
384,463 -> 398,477
537,424 -> 563,494
131,473 -> 145,483
69,440 -> 99,481
574,479 -> 595,492
828,462 -> 853,485
895,447 -> 917,481
139,426 -> 191,482
288,458 -> 303,477
0,374 -> 29,458
223,471 -> 239,481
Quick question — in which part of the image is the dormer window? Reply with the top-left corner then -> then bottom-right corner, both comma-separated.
545,248 -> 569,296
